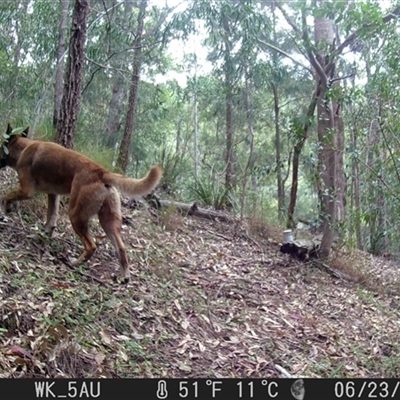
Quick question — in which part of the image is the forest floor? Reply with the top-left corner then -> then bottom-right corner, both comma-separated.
1,169 -> 400,379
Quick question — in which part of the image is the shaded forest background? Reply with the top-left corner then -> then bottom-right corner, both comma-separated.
2,0 -> 400,259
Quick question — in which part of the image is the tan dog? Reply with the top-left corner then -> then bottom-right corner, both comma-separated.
0,124 -> 163,281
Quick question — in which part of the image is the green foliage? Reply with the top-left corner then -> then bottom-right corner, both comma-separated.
75,138 -> 114,171
2,0 -> 400,259
189,175 -> 230,210
158,146 -> 191,195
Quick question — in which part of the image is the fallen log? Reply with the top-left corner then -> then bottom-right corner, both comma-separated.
158,199 -> 232,223
122,195 -> 232,223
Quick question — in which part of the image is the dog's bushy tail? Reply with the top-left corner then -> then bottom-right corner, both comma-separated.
104,165 -> 163,197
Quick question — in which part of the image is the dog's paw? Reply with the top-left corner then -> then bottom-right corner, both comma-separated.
1,198 -> 12,213
44,224 -> 57,238
112,272 -> 130,285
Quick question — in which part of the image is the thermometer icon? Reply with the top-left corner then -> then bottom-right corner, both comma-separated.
156,380 -> 168,399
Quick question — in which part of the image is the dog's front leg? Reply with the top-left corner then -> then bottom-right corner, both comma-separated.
44,194 -> 60,236
2,185 -> 35,213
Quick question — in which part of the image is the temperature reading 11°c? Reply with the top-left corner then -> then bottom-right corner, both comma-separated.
237,380 -> 279,398
179,381 -> 199,398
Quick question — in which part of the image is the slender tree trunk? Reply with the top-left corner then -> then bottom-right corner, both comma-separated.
287,86 -> 319,228
314,8 -> 337,257
176,119 -> 182,154
106,82 -> 125,147
53,0 -> 70,130
55,0 -> 90,149
366,118 -> 379,252
333,30 -> 346,226
240,70 -> 256,219
222,15 -> 234,193
271,2 -> 284,222
193,96 -> 199,180
378,145 -> 388,254
116,0 -> 148,173
105,1 -> 133,147
193,57 -> 199,181
333,87 -> 346,225
350,122 -> 363,249
272,83 -> 284,221
10,1 -> 29,107
225,87 -> 234,192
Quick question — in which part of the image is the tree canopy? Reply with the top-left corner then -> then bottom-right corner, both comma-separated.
2,0 -> 400,258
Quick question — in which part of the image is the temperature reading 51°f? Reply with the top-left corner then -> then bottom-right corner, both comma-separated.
179,381 -> 199,398
237,380 -> 278,398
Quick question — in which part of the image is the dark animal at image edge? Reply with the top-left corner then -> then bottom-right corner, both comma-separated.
0,124 -> 163,282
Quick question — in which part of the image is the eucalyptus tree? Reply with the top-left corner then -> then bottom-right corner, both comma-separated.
273,0 -> 400,257
104,0 -> 133,147
193,0 -> 254,195
53,0 -> 70,129
55,0 -> 90,149
0,0 -> 59,122
116,0 -> 148,173
345,21 -> 400,255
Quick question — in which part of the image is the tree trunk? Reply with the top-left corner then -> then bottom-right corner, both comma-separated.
240,69 -> 256,219
116,0 -> 147,173
287,86 -> 319,228
55,0 -> 90,149
272,83 -> 284,221
271,3 -> 284,222
350,119 -> 363,249
314,7 -> 337,258
334,98 -> 346,223
53,0 -> 70,130
222,15 -> 235,194
105,1 -> 133,147
193,58 -> 199,181
10,1 -> 29,107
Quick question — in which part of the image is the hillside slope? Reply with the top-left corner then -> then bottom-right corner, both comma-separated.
0,172 -> 400,378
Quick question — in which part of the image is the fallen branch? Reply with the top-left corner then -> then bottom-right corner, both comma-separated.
316,261 -> 356,281
158,199 -> 232,223
274,363 -> 293,378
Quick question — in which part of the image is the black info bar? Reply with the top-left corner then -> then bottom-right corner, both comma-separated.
0,378 -> 399,400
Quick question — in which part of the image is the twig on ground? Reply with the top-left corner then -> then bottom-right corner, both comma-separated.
274,363 -> 293,378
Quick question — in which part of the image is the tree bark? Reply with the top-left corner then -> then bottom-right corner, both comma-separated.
55,0 -> 90,149
272,83 -> 284,221
286,86 -> 319,228
240,69 -> 256,219
314,6 -> 337,258
193,58 -> 199,181
10,1 -> 29,107
350,116 -> 363,249
53,0 -> 70,130
334,95 -> 346,223
116,0 -> 148,173
222,14 -> 235,194
271,2 -> 284,222
105,1 -> 133,147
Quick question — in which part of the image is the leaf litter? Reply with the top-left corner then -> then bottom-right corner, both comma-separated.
1,174 -> 400,378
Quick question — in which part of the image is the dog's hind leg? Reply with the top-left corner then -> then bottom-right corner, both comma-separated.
68,185 -> 101,266
98,188 -> 130,282
44,194 -> 60,236
69,213 -> 97,266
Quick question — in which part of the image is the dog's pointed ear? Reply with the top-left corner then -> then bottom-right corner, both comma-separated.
6,123 -> 12,135
22,127 -> 29,137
